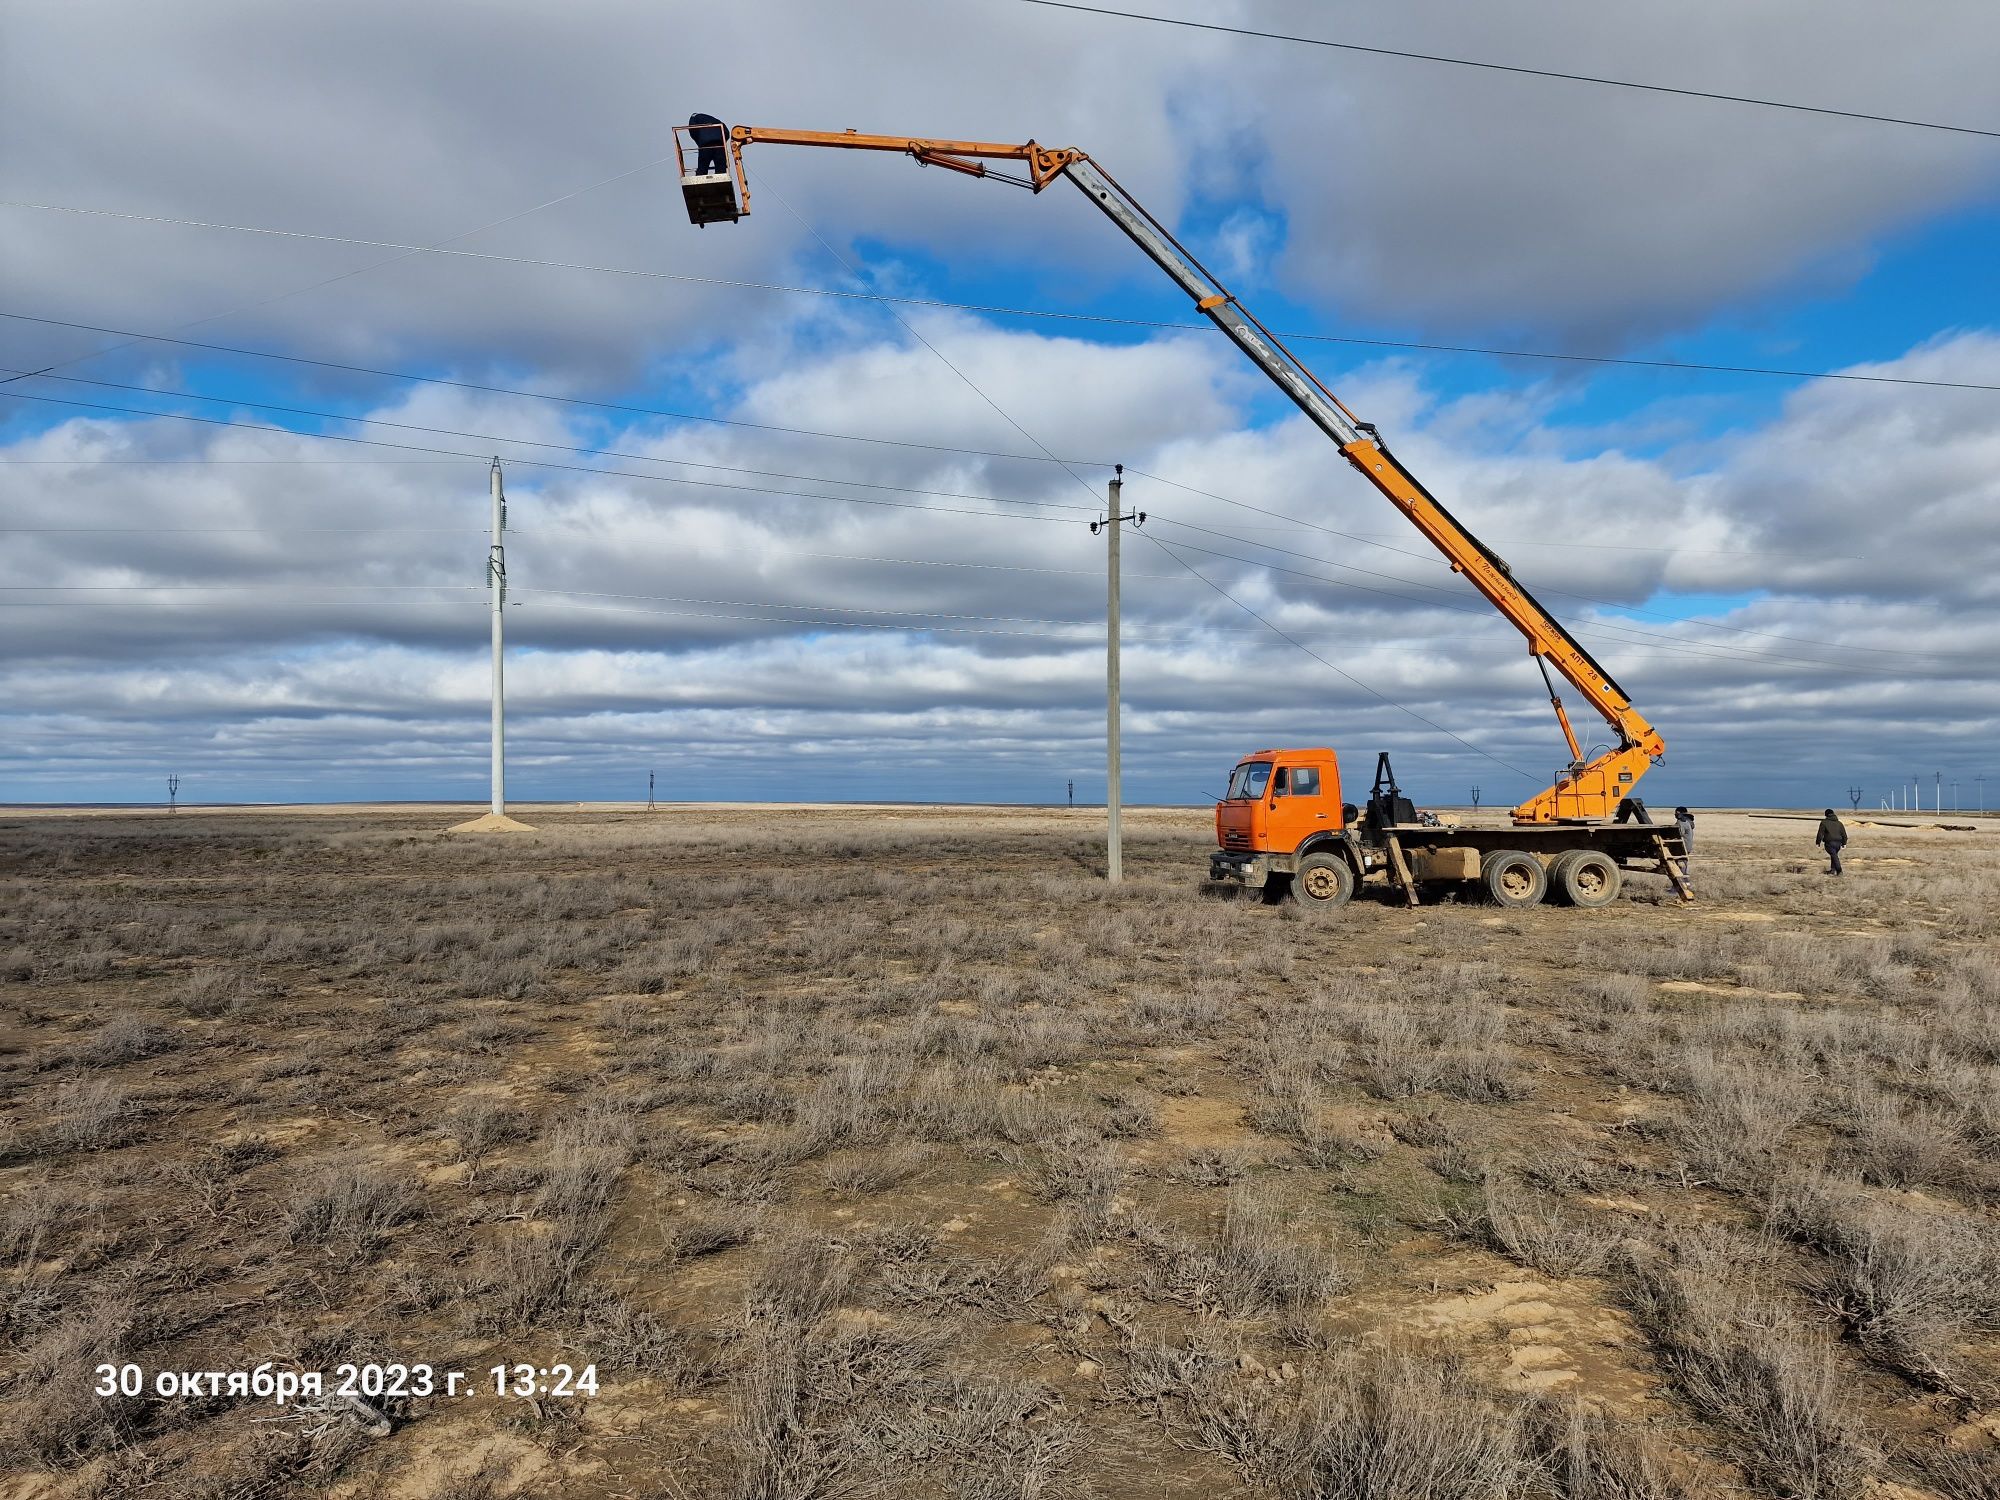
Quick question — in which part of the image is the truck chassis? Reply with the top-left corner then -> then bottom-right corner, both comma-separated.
1208,755 -> 1693,910
1209,820 -> 1691,909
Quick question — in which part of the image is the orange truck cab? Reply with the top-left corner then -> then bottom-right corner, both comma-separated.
1212,748 -> 1358,899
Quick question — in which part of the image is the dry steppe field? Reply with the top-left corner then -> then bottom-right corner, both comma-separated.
2,805 -> 1997,1500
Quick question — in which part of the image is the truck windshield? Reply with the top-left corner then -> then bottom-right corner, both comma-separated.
1225,762 -> 1271,800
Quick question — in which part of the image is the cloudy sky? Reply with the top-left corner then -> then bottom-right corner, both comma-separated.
3,0 -> 1996,809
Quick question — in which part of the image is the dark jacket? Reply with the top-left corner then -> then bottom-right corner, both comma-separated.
1815,814 -> 1847,847
689,113 -> 725,150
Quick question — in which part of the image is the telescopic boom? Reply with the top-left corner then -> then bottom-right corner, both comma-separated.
676,120 -> 1665,824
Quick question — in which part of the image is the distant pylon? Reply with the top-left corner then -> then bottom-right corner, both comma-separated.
647,770 -> 656,812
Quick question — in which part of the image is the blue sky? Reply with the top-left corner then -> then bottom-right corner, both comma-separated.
3,0 -> 1997,810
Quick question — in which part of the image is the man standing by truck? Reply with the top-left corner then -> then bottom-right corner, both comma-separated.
1815,808 -> 1848,875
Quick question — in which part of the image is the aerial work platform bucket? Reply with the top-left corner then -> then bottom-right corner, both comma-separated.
675,115 -> 746,226
681,170 -> 741,226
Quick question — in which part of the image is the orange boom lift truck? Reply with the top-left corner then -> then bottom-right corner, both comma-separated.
674,118 -> 1694,911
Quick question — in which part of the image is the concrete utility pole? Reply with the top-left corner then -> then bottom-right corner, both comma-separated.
1092,466 -> 1143,884
489,459 -> 508,816
451,461 -> 532,833
1935,770 -> 1942,814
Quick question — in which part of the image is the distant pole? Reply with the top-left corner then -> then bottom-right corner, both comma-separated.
1979,773 -> 1987,812
1092,467 -> 1143,884
647,770 -> 656,812
1846,785 -> 1862,811
167,773 -> 180,814
1105,468 -> 1124,884
1471,785 -> 1481,810
489,459 -> 507,817
1935,770 -> 1942,814
1067,780 -> 1074,809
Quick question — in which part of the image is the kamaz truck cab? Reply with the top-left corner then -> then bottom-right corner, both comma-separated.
1213,748 -> 1363,905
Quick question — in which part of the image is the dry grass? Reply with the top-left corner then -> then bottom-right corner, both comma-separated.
1768,1171 -> 1999,1398
284,1158 -> 423,1265
0,806 -> 1993,1497
1625,1232 -> 1869,1498
1447,1174 -> 1626,1278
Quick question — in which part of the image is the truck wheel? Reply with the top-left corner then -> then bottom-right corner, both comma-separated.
1551,849 -> 1621,908
1293,853 -> 1355,909
1481,849 -> 1546,908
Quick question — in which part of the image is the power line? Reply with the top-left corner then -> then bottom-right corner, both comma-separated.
515,587 -> 1276,642
1139,525 -> 1949,676
515,595 -> 1202,644
8,374 -> 1963,666
1141,533 -> 1538,779
0,457 -> 475,465
747,165 -> 1105,506
791,547 -> 1181,581
514,585 -> 1162,632
0,152 -> 680,392
0,525 -> 487,534
27,365 -> 1896,638
7,383 -> 1962,668
0,583 -> 480,592
1149,511 -> 1981,664
0,389 -> 1087,526
0,366 -> 1101,513
0,597 -> 485,609
0,312 -> 1106,466
8,218 -> 1994,396
1018,0 -> 2000,141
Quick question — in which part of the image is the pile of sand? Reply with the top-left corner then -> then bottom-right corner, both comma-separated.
447,811 -> 537,833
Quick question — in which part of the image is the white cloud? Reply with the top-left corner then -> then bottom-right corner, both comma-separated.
3,321 -> 1993,807
5,0 -> 1997,383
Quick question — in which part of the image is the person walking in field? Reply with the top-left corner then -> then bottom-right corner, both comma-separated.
1674,806 -> 1694,873
1815,808 -> 1848,875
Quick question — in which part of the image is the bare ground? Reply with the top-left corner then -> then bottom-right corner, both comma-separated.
1,805 -> 1997,1499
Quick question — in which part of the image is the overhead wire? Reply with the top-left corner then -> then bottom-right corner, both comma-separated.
5,365 -> 1964,667
1137,527 -> 1944,676
0,389 -> 1089,526
16,361 -> 1930,658
7,213 -> 1994,396
0,152 -> 681,392
7,370 -> 1965,671
1144,509 -> 1982,664
1017,0 -> 2000,141
0,312 -> 1109,466
744,165 -> 1108,506
1139,532 -> 1538,779
0,366 -> 1103,512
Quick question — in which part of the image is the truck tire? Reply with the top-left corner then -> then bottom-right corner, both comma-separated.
1550,849 -> 1621,908
1481,849 -> 1546,908
1293,852 -> 1355,909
